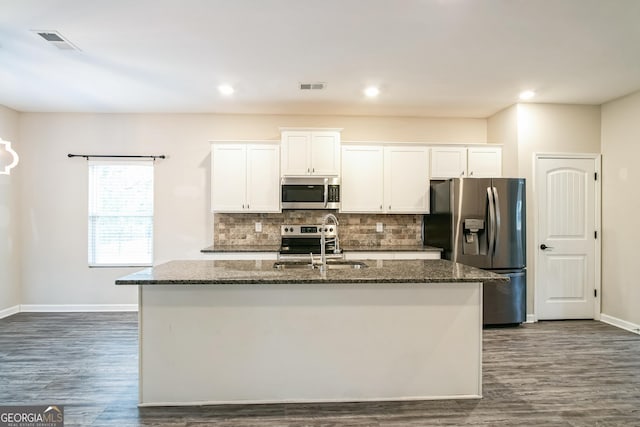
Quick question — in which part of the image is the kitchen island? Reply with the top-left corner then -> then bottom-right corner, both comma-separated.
116,259 -> 506,406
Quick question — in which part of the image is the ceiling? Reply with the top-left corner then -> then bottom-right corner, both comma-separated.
1,0 -> 640,118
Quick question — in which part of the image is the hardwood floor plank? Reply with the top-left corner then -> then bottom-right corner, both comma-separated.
1,314 -> 638,426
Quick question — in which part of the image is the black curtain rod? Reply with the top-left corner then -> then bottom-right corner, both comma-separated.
67,154 -> 166,160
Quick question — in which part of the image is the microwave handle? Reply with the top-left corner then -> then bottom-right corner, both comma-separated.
323,178 -> 328,208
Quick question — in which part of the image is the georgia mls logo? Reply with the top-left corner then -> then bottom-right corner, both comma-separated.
0,405 -> 64,427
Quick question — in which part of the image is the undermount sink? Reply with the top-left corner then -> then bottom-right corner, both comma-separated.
273,260 -> 368,270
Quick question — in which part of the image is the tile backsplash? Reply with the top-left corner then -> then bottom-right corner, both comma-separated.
213,211 -> 423,247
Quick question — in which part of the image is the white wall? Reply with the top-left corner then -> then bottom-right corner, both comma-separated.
0,105 -> 20,314
601,90 -> 640,326
17,113 -> 486,306
487,105 -> 518,178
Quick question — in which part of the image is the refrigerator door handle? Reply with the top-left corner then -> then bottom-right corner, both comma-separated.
492,186 -> 501,256
487,187 -> 496,256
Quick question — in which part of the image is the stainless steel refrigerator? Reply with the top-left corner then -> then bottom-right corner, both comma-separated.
424,178 -> 526,325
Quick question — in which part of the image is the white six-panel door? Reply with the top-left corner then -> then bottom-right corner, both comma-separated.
535,156 -> 599,319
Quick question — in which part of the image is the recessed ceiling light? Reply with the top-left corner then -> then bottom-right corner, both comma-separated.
364,86 -> 380,98
519,90 -> 536,100
218,84 -> 235,96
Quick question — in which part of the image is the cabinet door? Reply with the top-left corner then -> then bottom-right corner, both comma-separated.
310,131 -> 340,176
467,147 -> 502,177
211,144 -> 247,212
340,145 -> 384,213
281,132 -> 311,176
384,146 -> 430,213
246,144 -> 281,212
430,147 -> 467,179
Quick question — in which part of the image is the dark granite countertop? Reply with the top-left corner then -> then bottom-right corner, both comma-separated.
115,259 -> 506,285
200,245 -> 281,253
200,244 -> 442,253
341,245 -> 442,252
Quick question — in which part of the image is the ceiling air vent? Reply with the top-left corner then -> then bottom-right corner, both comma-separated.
299,82 -> 326,91
32,30 -> 80,51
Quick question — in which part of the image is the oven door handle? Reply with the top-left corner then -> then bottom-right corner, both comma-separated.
323,178 -> 329,208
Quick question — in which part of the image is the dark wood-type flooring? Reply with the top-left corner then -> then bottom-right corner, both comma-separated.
0,313 -> 638,426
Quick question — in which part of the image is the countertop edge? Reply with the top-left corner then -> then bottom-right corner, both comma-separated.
116,278 -> 496,285
200,245 -> 443,253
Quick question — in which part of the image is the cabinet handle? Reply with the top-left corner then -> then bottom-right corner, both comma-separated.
242,204 -> 245,209
247,204 -> 250,209
470,171 -> 474,176
380,205 -> 383,210
312,168 -> 315,173
307,168 -> 310,173
461,171 -> 465,176
389,205 -> 391,210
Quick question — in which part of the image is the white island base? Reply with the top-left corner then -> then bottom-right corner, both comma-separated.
138,282 -> 482,406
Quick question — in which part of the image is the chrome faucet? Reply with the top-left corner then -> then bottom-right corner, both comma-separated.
319,213 -> 340,271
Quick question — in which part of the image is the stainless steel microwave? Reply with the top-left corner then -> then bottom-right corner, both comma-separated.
281,177 -> 340,209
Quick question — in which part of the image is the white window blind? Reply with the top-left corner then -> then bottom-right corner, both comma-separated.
88,161 -> 154,267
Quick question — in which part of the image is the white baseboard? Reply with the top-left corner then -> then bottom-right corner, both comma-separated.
0,305 -> 20,319
600,313 -> 640,335
526,314 -> 537,323
19,304 -> 138,312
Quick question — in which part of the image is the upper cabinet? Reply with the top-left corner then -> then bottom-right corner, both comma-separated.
430,146 -> 502,179
466,147 -> 502,177
430,147 -> 467,179
211,142 -> 280,213
384,146 -> 430,213
341,145 -> 384,213
341,144 -> 429,214
281,129 -> 341,176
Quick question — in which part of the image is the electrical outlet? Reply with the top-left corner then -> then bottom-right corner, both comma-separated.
376,222 -> 383,233
255,222 -> 262,233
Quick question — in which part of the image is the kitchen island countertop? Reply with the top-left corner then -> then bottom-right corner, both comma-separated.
200,244 -> 442,253
115,258 -> 505,285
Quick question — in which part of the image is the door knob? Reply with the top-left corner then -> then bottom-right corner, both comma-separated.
540,244 -> 553,250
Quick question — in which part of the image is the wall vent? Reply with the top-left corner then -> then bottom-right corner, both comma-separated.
32,30 -> 80,51
299,82 -> 326,90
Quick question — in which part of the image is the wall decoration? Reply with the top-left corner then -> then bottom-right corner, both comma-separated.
0,138 -> 19,175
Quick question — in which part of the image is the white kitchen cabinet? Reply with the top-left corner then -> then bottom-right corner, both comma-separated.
430,146 -> 502,179
467,147 -> 502,177
281,130 -> 340,176
211,142 -> 280,213
384,146 -> 429,213
340,145 -> 384,212
341,145 -> 429,214
430,147 -> 467,179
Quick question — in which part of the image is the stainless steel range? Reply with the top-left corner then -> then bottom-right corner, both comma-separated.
279,223 -> 342,259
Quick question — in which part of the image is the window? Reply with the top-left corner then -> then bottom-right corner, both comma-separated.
88,161 -> 154,267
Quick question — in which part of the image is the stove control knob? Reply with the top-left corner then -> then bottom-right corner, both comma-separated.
329,227 -> 334,232
284,227 -> 289,232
